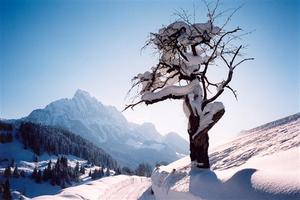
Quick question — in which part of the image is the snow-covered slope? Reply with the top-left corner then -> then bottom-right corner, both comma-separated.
33,175 -> 153,200
210,113 -> 300,170
0,121 -> 118,198
0,136 -> 105,198
25,89 -> 188,168
151,113 -> 300,200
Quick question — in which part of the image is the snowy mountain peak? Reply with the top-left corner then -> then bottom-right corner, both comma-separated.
165,131 -> 185,139
163,132 -> 189,155
25,90 -> 187,167
73,89 -> 93,100
72,89 -> 101,108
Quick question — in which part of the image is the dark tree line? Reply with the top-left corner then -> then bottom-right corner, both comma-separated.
0,179 -> 12,200
120,163 -> 152,177
0,133 -> 13,143
135,163 -> 152,177
0,121 -> 13,131
1,164 -> 25,200
89,167 -> 105,180
19,122 -> 118,169
31,156 -> 82,188
0,121 -> 13,143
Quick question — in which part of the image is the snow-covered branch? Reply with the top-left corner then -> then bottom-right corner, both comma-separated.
143,79 -> 200,104
125,2 -> 253,168
192,101 -> 225,140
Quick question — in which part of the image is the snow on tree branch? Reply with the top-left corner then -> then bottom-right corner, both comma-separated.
142,79 -> 201,104
124,3 -> 253,143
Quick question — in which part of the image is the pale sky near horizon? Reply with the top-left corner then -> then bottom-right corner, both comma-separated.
1,0 -> 299,146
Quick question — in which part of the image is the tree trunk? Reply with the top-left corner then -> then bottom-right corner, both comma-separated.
188,109 -> 225,168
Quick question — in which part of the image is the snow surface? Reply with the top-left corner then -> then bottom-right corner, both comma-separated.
33,175 -> 153,200
12,113 -> 299,200
210,114 -> 300,170
0,130 -> 114,198
151,115 -> 300,200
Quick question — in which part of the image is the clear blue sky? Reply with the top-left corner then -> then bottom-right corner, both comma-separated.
1,0 -> 299,145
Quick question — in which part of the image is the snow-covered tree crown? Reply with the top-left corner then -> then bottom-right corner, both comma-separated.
125,6 -> 253,113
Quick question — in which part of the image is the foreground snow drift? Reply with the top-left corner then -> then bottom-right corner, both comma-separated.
33,175 -> 153,200
151,115 -> 300,200
152,147 -> 300,200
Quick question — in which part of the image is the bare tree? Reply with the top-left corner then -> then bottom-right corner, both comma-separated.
124,3 -> 253,168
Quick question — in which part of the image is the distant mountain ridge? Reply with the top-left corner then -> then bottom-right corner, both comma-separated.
25,89 -> 189,168
163,132 -> 189,156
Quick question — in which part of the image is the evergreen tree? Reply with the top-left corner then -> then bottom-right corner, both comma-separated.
43,160 -> 52,181
0,132 -> 13,143
2,179 -> 12,200
43,168 -> 49,181
61,156 -> 68,168
99,167 -> 104,177
61,179 -> 66,189
91,169 -> 97,180
13,165 -> 20,178
75,162 -> 79,173
80,165 -> 85,174
105,168 -> 110,177
31,167 -> 38,179
3,166 -> 11,178
36,170 -> 42,183
20,170 -> 26,178
121,167 -> 133,175
0,182 -> 3,195
114,167 -> 121,175
135,163 -> 152,177
55,175 -> 61,186
50,175 -> 56,186
47,160 -> 52,171
7,133 -> 13,143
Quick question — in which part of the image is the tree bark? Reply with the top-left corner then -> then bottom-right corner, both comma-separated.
188,108 -> 225,168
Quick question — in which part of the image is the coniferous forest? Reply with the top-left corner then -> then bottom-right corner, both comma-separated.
18,122 -> 119,169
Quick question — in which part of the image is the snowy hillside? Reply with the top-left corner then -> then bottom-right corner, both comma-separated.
26,89 -> 188,167
0,137 -> 112,198
151,113 -> 300,200
0,120 -> 120,198
24,113 -> 300,200
210,113 -> 300,170
33,175 -> 153,200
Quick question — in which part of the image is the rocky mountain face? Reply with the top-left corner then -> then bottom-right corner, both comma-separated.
26,89 -> 189,168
